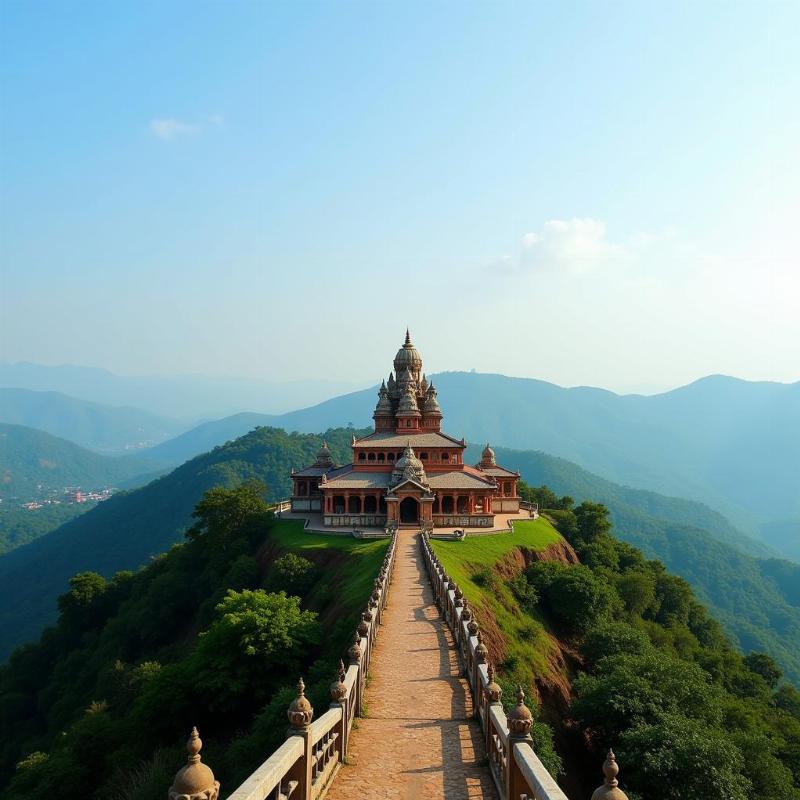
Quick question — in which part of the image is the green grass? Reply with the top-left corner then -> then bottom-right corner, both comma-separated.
269,520 -> 389,620
429,517 -> 564,691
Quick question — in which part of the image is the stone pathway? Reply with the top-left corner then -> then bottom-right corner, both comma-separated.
326,531 -> 498,800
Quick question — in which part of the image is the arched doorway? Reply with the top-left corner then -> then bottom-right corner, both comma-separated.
399,497 -> 419,524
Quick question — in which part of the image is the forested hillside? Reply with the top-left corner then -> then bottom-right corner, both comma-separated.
0,427 -> 360,658
0,483 -> 387,799
431,505 -> 800,800
2,426 -> 799,687
0,424 -> 156,500
497,446 -> 800,685
0,388 -> 185,452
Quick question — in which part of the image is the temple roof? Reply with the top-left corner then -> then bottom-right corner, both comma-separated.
319,467 -> 391,490
354,430 -> 465,448
477,465 -> 520,478
292,464 -> 350,479
427,471 -> 496,489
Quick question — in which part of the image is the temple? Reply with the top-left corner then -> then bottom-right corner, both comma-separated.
290,331 -> 520,529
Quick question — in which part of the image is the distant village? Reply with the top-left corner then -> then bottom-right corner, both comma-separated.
3,486 -> 117,511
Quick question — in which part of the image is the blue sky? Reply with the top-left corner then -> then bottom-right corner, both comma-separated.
1,1 -> 798,393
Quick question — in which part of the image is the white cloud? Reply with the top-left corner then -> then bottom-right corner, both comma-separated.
516,218 -> 626,273
149,118 -> 196,141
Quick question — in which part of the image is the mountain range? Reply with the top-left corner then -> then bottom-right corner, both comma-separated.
0,388 -> 186,453
1,425 -> 798,688
0,361 -> 367,419
139,372 -> 800,560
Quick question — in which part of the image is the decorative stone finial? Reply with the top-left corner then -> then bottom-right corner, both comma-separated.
358,612 -> 369,636
485,663 -> 502,705
348,631 -> 362,665
287,678 -> 314,731
169,727 -> 220,800
461,599 -> 472,622
507,686 -> 533,738
591,749 -> 629,800
475,631 -> 488,664
467,616 -> 479,636
330,660 -> 348,703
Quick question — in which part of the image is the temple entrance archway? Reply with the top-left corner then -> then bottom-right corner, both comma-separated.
399,497 -> 419,524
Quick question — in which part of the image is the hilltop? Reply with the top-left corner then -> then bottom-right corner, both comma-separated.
140,372 -> 800,561
1,425 -> 799,688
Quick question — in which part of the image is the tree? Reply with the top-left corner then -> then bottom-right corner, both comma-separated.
192,589 -> 320,710
572,652 -> 722,740
583,621 -> 651,667
536,564 -> 618,634
653,573 -> 693,626
56,572 -> 109,633
616,571 -> 657,617
620,714 -> 749,800
266,553 -> 317,595
743,652 -> 782,689
186,480 -> 271,552
573,501 -> 611,545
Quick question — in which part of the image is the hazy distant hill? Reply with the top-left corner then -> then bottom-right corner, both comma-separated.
0,424 -> 159,555
0,361 -> 366,419
0,388 -> 186,453
146,372 -> 800,558
0,423 -> 157,499
1,425 -> 799,687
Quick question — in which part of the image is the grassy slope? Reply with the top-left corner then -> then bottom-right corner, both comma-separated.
430,519 -> 563,686
269,521 -> 388,620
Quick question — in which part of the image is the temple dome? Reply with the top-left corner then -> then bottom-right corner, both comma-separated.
480,444 -> 496,467
423,384 -> 442,416
395,385 -> 421,417
315,441 -> 334,467
374,383 -> 392,416
393,329 -> 423,375
392,445 -> 427,486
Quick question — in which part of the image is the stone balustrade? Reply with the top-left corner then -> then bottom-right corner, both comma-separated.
167,530 -> 397,800
419,531 -> 629,800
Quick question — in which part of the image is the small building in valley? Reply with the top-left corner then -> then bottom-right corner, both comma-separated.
290,331 -> 519,528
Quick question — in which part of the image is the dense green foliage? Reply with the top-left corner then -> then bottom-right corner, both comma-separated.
510,463 -> 800,686
536,502 -> 800,799
0,483 -> 387,799
0,426 -> 363,658
0,387 -> 185,453
434,499 -> 800,799
0,501 -> 87,555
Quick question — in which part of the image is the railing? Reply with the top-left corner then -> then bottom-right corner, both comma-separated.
419,531 -> 569,800
519,500 -> 539,518
167,531 -> 398,800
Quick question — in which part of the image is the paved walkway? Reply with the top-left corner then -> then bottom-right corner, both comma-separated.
326,531 -> 498,800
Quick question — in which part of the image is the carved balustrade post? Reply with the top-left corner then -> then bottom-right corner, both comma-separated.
168,727 -> 220,800
484,663 -> 503,757
329,660 -> 349,765
286,678 -> 315,800
591,749 -> 629,800
473,630 -> 488,713
506,686 -> 534,800
348,631 -> 363,715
